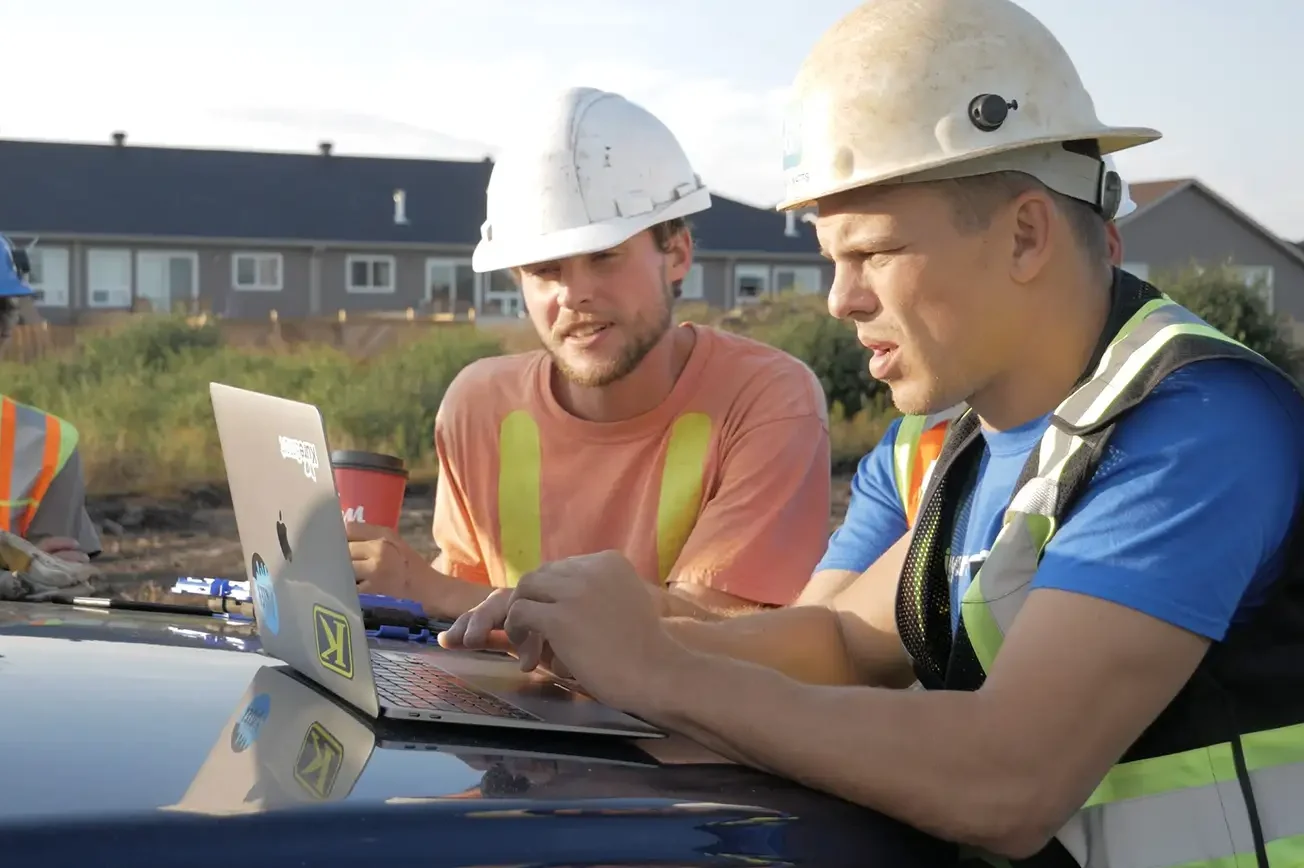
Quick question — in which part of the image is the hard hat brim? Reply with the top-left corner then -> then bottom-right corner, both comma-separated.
776,125 -> 1161,212
471,188 -> 711,273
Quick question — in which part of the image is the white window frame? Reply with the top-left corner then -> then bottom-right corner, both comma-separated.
481,270 -> 524,318
346,254 -> 397,294
773,265 -> 824,296
86,248 -> 133,309
135,250 -> 200,313
1121,261 -> 1150,281
1229,265 -> 1275,314
679,263 -> 704,300
424,256 -> 474,311
25,246 -> 70,307
733,263 -> 771,305
232,252 -> 284,292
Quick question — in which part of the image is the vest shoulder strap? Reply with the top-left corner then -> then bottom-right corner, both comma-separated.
1009,297 -> 1300,523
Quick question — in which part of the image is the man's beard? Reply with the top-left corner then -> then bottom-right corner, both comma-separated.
546,279 -> 674,388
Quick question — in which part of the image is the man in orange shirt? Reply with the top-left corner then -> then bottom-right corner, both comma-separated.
348,86 -> 831,622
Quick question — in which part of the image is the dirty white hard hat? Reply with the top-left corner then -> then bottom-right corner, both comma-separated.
472,87 -> 712,274
777,0 -> 1161,219
1106,155 -> 1138,220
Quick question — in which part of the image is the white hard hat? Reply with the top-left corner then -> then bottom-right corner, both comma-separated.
472,87 -> 712,273
778,0 -> 1161,219
1106,155 -> 1138,219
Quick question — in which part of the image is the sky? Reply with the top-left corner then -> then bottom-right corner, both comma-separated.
5,0 -> 1301,240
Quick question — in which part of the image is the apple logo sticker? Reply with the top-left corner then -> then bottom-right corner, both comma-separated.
276,511 -> 293,563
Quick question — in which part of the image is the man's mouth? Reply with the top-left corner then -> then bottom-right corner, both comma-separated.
862,340 -> 900,379
561,322 -> 612,342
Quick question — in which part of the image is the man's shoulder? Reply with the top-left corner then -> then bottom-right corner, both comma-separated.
1132,355 -> 1303,437
437,350 -> 547,426
1103,355 -> 1304,490
694,325 -> 828,422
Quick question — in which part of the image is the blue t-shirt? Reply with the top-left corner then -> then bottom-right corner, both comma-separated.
820,358 -> 1304,642
818,417 -> 911,575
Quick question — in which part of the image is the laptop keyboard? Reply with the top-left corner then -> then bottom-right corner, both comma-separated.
369,650 -> 540,721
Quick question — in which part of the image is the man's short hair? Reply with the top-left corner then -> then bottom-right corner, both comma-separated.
936,142 -> 1111,268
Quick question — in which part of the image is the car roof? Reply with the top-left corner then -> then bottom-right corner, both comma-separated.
0,600 -> 953,866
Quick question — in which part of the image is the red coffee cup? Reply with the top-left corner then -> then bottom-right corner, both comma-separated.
331,450 -> 409,531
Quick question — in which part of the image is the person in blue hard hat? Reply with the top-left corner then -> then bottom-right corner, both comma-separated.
0,236 -> 101,563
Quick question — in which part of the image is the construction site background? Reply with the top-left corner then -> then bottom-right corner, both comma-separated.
0,263 -> 1290,500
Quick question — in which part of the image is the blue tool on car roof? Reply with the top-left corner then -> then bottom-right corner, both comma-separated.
169,577 -> 448,642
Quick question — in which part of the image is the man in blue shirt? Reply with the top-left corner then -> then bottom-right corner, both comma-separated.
806,170 -> 1135,604
441,1 -> 1304,863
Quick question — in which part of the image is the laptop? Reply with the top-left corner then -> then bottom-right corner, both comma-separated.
163,664 -> 657,815
208,382 -> 664,740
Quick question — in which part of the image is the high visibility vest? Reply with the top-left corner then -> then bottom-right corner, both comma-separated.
0,396 -> 80,536
891,405 -> 966,526
897,270 -> 1304,868
496,409 -> 711,587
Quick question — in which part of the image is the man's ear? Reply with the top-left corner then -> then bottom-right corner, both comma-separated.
1007,189 -> 1056,285
664,228 -> 693,284
1105,222 -> 1123,266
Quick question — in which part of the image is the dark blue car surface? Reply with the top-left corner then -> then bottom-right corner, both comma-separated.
0,599 -> 958,867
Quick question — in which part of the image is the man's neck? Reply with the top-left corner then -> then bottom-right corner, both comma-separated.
971,267 -> 1113,432
552,325 -> 697,423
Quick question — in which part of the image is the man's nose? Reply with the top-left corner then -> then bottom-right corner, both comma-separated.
826,266 -> 880,322
555,267 -> 598,309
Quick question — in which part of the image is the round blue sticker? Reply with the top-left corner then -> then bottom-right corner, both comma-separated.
251,553 -> 280,635
231,692 -> 271,752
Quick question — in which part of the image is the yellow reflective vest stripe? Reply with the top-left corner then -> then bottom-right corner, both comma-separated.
891,405 -> 965,526
947,297 -> 1304,868
0,395 -> 79,535
496,409 -> 712,587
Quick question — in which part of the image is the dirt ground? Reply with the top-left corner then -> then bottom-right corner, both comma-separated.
88,476 -> 856,600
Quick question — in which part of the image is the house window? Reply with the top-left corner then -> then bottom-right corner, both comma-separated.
26,247 -> 70,307
1121,262 -> 1149,281
733,263 -> 770,305
347,254 -> 396,293
232,252 -> 283,291
679,263 -> 704,300
425,258 -> 475,314
774,265 -> 823,296
482,270 -> 524,317
1230,265 -> 1275,313
86,248 -> 132,308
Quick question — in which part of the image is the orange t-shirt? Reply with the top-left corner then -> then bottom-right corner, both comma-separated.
430,322 -> 831,606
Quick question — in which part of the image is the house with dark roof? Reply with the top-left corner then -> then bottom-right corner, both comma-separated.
1116,177 -> 1304,341
0,134 -> 828,324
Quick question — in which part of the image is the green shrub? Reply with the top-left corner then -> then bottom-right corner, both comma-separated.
1153,261 -> 1301,377
0,316 -> 504,494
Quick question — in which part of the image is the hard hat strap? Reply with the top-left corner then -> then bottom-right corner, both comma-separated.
877,144 -> 1116,219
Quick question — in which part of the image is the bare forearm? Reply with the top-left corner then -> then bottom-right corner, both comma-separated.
646,649 -> 1032,853
662,605 -> 859,686
414,570 -> 495,620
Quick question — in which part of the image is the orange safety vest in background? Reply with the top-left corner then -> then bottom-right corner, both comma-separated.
0,396 -> 79,536
890,405 -> 965,526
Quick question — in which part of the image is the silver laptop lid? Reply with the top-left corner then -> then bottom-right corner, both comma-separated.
209,382 -> 380,718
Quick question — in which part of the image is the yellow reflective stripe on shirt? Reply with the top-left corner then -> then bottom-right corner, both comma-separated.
496,410 -> 713,588
497,410 -> 542,588
655,412 -> 712,582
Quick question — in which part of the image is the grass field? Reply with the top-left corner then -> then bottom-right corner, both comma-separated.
0,297 -> 897,496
